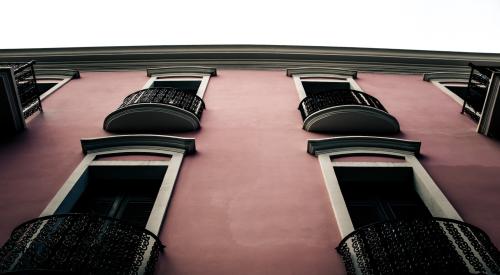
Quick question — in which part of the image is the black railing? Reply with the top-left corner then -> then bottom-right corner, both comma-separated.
337,218 -> 500,275
0,214 -> 164,275
0,61 -> 41,119
298,90 -> 388,121
463,63 -> 500,121
120,87 -> 205,120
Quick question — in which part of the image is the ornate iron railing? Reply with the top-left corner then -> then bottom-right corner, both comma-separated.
462,63 -> 500,121
120,87 -> 205,120
0,61 -> 41,119
298,89 -> 388,121
0,214 -> 164,275
337,218 -> 500,275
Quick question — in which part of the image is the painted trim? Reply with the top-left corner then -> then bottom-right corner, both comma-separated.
307,136 -> 421,156
81,134 -> 196,155
312,137 -> 461,237
147,66 -> 217,77
287,67 -> 357,78
2,45 -> 500,73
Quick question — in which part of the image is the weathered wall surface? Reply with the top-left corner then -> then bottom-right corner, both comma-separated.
0,70 -> 499,275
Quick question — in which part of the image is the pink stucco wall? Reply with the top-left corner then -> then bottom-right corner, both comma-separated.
0,69 -> 499,274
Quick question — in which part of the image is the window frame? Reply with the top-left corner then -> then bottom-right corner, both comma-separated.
35,69 -> 80,101
41,134 -> 195,236
308,136 -> 462,237
144,66 -> 216,99
288,67 -> 361,101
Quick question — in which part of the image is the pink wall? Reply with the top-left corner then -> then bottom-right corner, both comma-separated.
0,70 -> 499,275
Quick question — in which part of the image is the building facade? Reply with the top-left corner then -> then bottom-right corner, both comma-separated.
0,45 -> 500,274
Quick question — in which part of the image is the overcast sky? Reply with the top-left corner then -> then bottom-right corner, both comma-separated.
3,0 -> 500,53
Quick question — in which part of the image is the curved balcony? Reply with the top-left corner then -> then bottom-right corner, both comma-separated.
104,87 -> 205,133
337,218 -> 500,275
298,89 -> 399,133
0,214 -> 164,275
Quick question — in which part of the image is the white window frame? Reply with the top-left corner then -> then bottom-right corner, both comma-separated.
35,69 -> 80,101
41,134 -> 195,236
144,66 -> 216,98
423,72 -> 472,108
287,67 -> 360,101
308,136 -> 462,237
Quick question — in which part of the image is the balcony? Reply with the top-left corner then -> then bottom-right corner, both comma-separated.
0,214 -> 164,274
0,61 -> 41,119
298,89 -> 399,133
104,87 -> 205,133
463,63 -> 500,122
337,218 -> 500,275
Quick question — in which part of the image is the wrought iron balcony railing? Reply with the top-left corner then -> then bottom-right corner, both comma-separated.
298,89 -> 388,121
463,63 -> 500,121
0,61 -> 41,119
120,87 -> 205,119
337,218 -> 500,275
0,214 -> 164,275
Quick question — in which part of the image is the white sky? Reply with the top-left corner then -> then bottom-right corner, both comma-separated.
3,0 -> 500,53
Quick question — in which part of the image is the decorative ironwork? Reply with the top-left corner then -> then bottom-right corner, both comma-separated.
120,87 -> 205,119
0,214 -> 165,274
0,61 -> 41,119
298,89 -> 388,121
463,63 -> 500,121
337,218 -> 500,275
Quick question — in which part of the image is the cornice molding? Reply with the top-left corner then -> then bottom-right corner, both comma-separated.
147,66 -> 217,77
307,136 -> 421,156
286,67 -> 357,78
1,45 -> 500,74
81,134 -> 196,155
423,72 -> 469,82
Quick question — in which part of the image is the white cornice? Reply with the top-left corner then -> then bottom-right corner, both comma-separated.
147,66 -> 217,77
307,136 -> 421,156
81,135 -> 196,155
1,45 -> 500,74
286,67 -> 357,78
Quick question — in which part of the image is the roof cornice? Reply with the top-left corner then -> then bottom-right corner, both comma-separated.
1,45 -> 500,74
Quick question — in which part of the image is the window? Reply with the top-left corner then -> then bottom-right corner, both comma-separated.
336,166 -> 432,229
0,135 -> 195,274
287,67 -> 399,133
307,136 -> 461,236
424,69 -> 500,138
103,67 -> 216,133
35,68 -> 80,100
311,136 -> 500,275
144,66 -> 216,98
423,72 -> 471,108
42,134 -> 195,234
